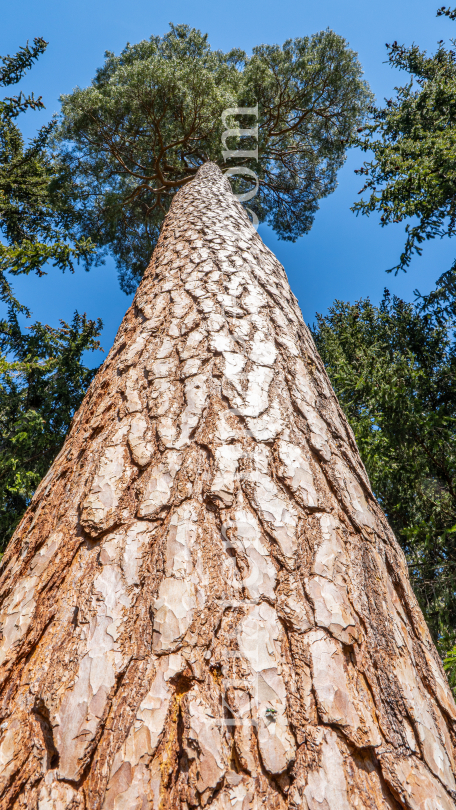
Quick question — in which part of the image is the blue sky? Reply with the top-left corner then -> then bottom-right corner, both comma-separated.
2,0 -> 454,364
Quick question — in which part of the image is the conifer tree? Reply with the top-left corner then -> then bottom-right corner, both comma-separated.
0,39 -> 101,547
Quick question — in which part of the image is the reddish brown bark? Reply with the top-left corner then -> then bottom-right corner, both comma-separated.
0,163 -> 454,809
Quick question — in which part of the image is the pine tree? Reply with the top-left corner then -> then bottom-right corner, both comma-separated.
57,23 -> 371,293
312,291 -> 456,687
0,164 -> 454,809
0,38 -> 101,547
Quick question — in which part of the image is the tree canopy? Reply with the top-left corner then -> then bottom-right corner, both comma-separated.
0,39 -> 102,550
313,291 -> 456,690
0,38 -> 94,308
57,23 -> 372,292
0,311 -> 101,546
331,6 -> 456,683
352,6 -> 456,319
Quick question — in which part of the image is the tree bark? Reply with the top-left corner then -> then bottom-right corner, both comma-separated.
0,163 -> 455,810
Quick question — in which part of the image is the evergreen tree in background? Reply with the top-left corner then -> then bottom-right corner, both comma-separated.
352,4 -> 456,319
315,5 -> 456,685
0,39 -> 102,548
56,23 -> 372,292
0,38 -> 94,303
313,291 -> 456,690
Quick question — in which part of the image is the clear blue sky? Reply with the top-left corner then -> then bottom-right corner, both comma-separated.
2,0 -> 454,364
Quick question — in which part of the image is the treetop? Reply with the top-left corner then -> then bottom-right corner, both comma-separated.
56,23 -> 372,292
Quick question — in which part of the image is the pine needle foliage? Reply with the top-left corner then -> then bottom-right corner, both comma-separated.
0,39 -> 102,549
352,6 -> 456,321
56,23 -> 372,292
313,292 -> 456,689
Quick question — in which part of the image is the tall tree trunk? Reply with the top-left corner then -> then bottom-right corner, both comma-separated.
0,163 -> 455,810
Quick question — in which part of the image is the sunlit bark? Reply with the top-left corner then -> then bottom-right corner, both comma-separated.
0,163 -> 454,810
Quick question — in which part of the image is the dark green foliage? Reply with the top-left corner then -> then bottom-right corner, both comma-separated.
345,6 -> 456,683
0,311 -> 101,547
313,292 -> 456,689
0,38 -> 94,306
0,40 -> 102,549
352,8 -> 456,279
437,6 -> 456,22
57,23 -> 372,292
